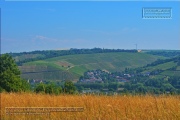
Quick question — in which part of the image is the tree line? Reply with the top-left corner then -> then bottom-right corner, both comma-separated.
8,48 -> 137,65
147,50 -> 180,57
145,56 -> 180,67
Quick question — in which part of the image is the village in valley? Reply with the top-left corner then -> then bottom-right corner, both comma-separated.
79,69 -> 130,84
78,68 -> 159,84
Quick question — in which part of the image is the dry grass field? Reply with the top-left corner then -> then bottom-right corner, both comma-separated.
1,92 -> 180,120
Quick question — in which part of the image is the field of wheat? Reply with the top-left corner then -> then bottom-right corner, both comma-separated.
0,92 -> 180,120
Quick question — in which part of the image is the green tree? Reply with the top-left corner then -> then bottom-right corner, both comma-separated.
45,83 -> 62,95
35,83 -> 62,95
63,81 -> 76,94
162,83 -> 176,92
34,83 -> 46,93
0,54 -> 29,92
0,86 -> 5,92
21,79 -> 31,92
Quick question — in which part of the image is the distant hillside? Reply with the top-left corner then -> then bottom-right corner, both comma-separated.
19,52 -> 163,81
118,55 -> 180,80
142,56 -> 180,78
9,48 -> 137,66
145,50 -> 180,58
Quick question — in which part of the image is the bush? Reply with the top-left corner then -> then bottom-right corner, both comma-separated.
35,83 -> 62,95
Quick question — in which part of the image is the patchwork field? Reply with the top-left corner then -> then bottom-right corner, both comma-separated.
20,52 -> 163,81
1,93 -> 180,120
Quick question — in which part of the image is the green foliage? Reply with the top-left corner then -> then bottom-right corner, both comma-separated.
20,79 -> 31,92
108,83 -> 118,91
177,57 -> 180,66
147,50 -> 180,57
161,83 -> 175,91
63,81 -> 76,94
122,77 -> 179,94
45,83 -> 62,95
35,81 -> 76,95
0,54 -> 30,92
35,83 -> 62,95
0,86 -> 5,93
35,83 -> 45,93
168,76 -> 180,89
146,56 -> 179,67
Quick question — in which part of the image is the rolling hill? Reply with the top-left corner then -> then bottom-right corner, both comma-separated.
18,52 -> 163,81
136,56 -> 180,79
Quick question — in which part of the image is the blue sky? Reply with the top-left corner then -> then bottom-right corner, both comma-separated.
1,1 -> 180,53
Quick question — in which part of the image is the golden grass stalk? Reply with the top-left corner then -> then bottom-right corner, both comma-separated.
1,92 -> 180,120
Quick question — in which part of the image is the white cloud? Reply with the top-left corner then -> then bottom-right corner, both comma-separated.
33,35 -> 58,42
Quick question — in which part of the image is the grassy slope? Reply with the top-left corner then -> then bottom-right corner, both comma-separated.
142,60 -> 180,78
177,66 -> 180,70
14,54 -> 44,62
20,52 -> 162,81
161,71 -> 180,77
143,61 -> 177,73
